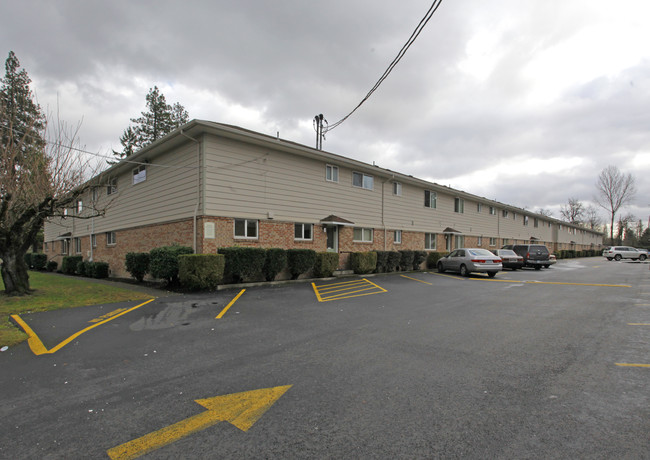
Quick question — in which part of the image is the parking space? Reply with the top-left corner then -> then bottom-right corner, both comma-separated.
1,258 -> 649,458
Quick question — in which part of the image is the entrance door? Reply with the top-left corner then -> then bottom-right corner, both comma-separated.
326,226 -> 338,252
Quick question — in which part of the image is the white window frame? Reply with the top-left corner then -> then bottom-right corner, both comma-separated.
394,230 -> 402,244
477,236 -> 483,247
353,227 -> 373,243
502,210 -> 509,218
424,190 -> 437,209
74,237 -> 82,254
489,237 -> 497,247
489,206 -> 496,215
107,177 -> 118,195
326,164 -> 339,183
425,233 -> 437,250
393,182 -> 402,196
76,200 -> 83,214
454,197 -> 465,214
91,234 -> 97,248
106,231 -> 116,246
132,164 -> 147,185
234,219 -> 258,239
477,203 -> 483,213
294,223 -> 313,241
523,216 -> 529,226
352,172 -> 374,190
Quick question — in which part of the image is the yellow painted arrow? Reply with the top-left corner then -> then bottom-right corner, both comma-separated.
107,385 -> 292,460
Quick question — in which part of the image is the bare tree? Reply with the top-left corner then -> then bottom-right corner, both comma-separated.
560,197 -> 584,224
583,204 -> 601,230
595,165 -> 636,242
0,108 -> 101,295
536,208 -> 553,217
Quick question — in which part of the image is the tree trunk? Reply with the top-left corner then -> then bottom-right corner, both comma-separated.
0,248 -> 31,296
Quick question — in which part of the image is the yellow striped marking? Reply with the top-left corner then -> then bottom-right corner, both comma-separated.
312,278 -> 387,302
216,289 -> 246,319
400,275 -> 433,285
11,298 -> 155,356
428,272 -> 468,280
615,363 -> 650,368
628,323 -> 650,326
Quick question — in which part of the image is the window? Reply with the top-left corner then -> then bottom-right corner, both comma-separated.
454,235 -> 465,248
489,237 -> 497,246
454,197 -> 465,213
107,177 -> 118,195
352,172 -> 373,190
132,165 -> 146,185
92,188 -> 98,202
74,237 -> 82,253
326,164 -> 339,182
91,234 -> 97,248
61,240 -> 68,254
503,238 -> 510,245
76,200 -> 83,214
353,227 -> 373,242
424,190 -> 437,208
502,210 -> 509,218
425,233 -> 436,250
523,216 -> 529,226
393,182 -> 402,196
294,223 -> 313,240
489,206 -> 496,215
44,242 -> 48,252
477,203 -> 483,213
106,231 -> 116,245
234,219 -> 258,239
477,236 -> 483,247
63,208 -> 68,219
394,230 -> 402,244
534,218 -> 539,228
512,212 -> 517,221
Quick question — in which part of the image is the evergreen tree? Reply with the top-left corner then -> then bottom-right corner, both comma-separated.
111,86 -> 189,162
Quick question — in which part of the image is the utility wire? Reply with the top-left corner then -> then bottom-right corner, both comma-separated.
325,0 -> 444,133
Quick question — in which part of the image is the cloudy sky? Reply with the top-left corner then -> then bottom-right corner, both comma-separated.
2,0 -> 649,226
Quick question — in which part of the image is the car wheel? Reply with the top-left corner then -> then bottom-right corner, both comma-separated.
544,265 -> 550,268
437,262 -> 445,273
614,254 -> 622,261
459,264 -> 469,277
487,271 -> 497,278
640,255 -> 647,261
534,266 -> 541,270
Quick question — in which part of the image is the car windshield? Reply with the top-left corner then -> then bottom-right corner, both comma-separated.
498,250 -> 516,256
468,249 -> 495,257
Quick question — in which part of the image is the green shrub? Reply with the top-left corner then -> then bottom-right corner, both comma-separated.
218,247 -> 266,283
350,251 -> 377,274
398,250 -> 414,271
62,255 -> 83,275
374,251 -> 389,273
413,250 -> 427,270
89,262 -> 110,279
46,260 -> 58,272
149,245 -> 194,285
31,253 -> 47,270
179,254 -> 225,290
125,252 -> 150,282
76,260 -> 91,277
287,249 -> 317,280
426,252 -> 445,268
263,248 -> 287,281
386,251 -> 401,272
314,252 -> 339,278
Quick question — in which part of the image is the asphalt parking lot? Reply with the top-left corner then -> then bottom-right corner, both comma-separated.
1,257 -> 649,459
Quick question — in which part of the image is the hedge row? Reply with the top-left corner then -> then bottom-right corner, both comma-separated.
60,256 -> 109,279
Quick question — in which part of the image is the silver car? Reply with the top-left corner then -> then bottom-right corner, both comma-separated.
604,246 -> 647,261
437,248 -> 503,278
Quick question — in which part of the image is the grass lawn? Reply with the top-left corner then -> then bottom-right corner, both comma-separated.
1,271 -> 154,348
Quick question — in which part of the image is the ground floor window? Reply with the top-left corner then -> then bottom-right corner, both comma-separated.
294,223 -> 313,240
106,231 -> 116,245
394,230 -> 402,244
477,236 -> 483,247
91,234 -> 97,248
74,237 -> 82,253
234,219 -> 258,239
489,237 -> 497,246
60,240 -> 69,255
455,235 -> 465,248
353,227 -> 373,242
425,233 -> 436,250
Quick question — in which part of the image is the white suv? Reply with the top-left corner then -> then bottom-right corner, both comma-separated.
604,246 -> 647,261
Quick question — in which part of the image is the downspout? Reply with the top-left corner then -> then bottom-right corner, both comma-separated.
180,129 -> 200,253
381,177 -> 390,251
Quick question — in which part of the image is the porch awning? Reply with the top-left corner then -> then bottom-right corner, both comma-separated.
442,227 -> 462,234
320,215 -> 355,226
55,232 -> 72,240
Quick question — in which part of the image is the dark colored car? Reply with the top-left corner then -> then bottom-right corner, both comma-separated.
494,249 -> 524,270
502,244 -> 551,270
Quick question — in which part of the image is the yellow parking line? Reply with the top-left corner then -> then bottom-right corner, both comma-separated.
400,275 -> 433,285
11,298 -> 155,356
428,272 -> 467,280
216,289 -> 245,319
628,323 -> 650,326
615,363 -> 650,368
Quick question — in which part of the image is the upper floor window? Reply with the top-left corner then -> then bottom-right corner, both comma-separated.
294,223 -> 313,240
352,172 -> 373,190
489,206 -> 496,215
133,165 -> 146,185
76,200 -> 83,214
477,203 -> 483,213
534,218 -> 539,228
424,190 -> 437,209
502,210 -> 509,218
393,182 -> 402,196
234,219 -> 258,239
92,188 -> 98,202
326,164 -> 339,182
454,197 -> 464,213
107,177 -> 118,195
523,216 -> 529,226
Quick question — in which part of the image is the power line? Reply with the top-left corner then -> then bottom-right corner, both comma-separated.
324,0 -> 444,134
